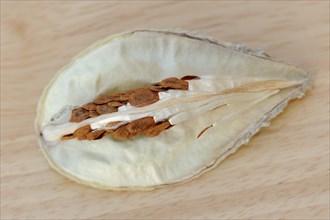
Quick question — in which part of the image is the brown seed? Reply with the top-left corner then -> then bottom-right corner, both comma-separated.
181,75 -> 200,80
111,125 -> 136,140
70,108 -> 90,122
96,105 -> 117,115
93,95 -> 123,104
118,93 -> 130,101
159,77 -> 189,90
82,102 -> 97,111
73,125 -> 92,140
61,133 -> 75,140
93,96 -> 113,104
89,110 -> 99,118
126,117 -> 155,134
112,94 -> 122,100
128,88 -> 159,107
149,86 -> 168,92
145,121 -> 171,137
107,101 -> 124,107
86,130 -> 106,140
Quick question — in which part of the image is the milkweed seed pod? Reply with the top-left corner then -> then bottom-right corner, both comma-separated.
36,30 -> 311,190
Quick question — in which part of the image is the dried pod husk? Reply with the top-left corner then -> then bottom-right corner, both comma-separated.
36,29 -> 311,190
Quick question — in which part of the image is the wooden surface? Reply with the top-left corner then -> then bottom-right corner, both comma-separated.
1,1 -> 329,219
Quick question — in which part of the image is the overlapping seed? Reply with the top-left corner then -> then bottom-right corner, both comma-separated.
107,101 -> 124,107
73,125 -> 92,140
126,117 -> 155,133
86,130 -> 106,140
144,121 -> 171,137
157,77 -> 189,90
89,110 -> 99,118
82,102 -> 97,111
70,108 -> 90,122
95,105 -> 117,115
65,77 -> 191,141
149,86 -> 168,92
128,89 -> 159,107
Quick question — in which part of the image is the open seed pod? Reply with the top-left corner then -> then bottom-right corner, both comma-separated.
36,29 -> 311,190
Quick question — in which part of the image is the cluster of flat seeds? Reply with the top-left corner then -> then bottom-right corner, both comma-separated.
64,76 -> 198,141
70,93 -> 131,123
108,117 -> 172,140
62,117 -> 172,141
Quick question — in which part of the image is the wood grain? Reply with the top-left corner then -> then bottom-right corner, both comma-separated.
1,1 -> 329,219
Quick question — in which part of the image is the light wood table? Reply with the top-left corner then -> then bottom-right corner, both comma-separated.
1,1 -> 329,219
